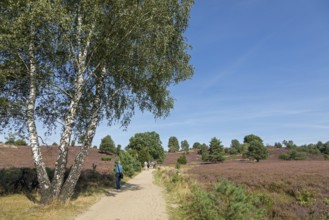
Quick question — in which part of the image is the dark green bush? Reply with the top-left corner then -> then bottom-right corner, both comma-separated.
279,150 -> 306,160
119,151 -> 141,177
185,185 -> 220,220
215,180 -> 266,220
279,153 -> 290,160
324,154 -> 329,160
177,155 -> 187,164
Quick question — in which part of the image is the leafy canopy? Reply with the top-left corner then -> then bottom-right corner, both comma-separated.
168,136 -> 180,152
181,139 -> 189,153
0,0 -> 194,138
244,140 -> 268,162
99,135 -> 116,154
126,131 -> 165,164
243,134 -> 263,144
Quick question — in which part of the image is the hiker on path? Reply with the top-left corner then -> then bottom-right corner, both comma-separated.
144,161 -> 147,170
115,161 -> 123,190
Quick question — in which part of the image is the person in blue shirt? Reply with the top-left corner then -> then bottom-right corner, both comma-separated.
115,161 -> 123,190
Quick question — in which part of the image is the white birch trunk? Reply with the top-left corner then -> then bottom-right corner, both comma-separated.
59,68 -> 105,201
26,38 -> 52,203
51,13 -> 94,198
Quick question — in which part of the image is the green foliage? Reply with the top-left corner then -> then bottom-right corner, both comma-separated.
0,0 -> 194,203
296,144 -> 320,154
175,161 -> 181,170
119,151 -> 141,177
4,135 -> 27,146
324,198 -> 329,206
70,140 -> 75,147
274,142 -> 283,148
202,151 -> 209,161
289,150 -> 306,160
283,140 -> 297,149
168,136 -> 180,152
324,154 -> 329,160
295,190 -> 315,206
0,0 -> 194,137
4,137 -> 16,145
186,185 -> 220,220
14,139 -> 28,146
208,137 -> 225,162
198,143 -> 209,155
278,153 -> 290,160
177,154 -> 187,164
137,148 -> 152,164
215,180 -> 266,220
192,142 -> 201,150
244,140 -> 268,162
156,168 -> 266,220
126,131 -> 164,164
279,150 -> 306,160
101,156 -> 112,161
181,140 -> 189,153
230,139 -> 242,154
243,134 -> 263,144
99,135 -> 116,154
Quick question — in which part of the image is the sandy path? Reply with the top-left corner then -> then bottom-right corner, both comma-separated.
75,169 -> 168,220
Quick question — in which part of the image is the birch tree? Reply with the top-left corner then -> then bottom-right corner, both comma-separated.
0,0 -> 194,203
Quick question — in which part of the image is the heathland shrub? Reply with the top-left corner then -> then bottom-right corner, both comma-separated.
156,168 -> 266,220
101,156 -> 112,161
177,154 -> 187,164
295,190 -> 315,206
279,153 -> 290,160
175,161 -> 181,169
279,150 -> 306,160
119,151 -> 141,177
186,185 -> 220,220
324,154 -> 329,160
215,180 -> 265,220
324,198 -> 329,206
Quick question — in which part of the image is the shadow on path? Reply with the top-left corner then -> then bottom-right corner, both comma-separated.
104,182 -> 142,197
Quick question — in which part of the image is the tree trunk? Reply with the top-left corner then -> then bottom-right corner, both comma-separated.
51,12 -> 88,198
26,38 -> 52,203
59,69 -> 105,201
51,88 -> 83,198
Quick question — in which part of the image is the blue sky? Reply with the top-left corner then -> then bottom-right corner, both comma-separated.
2,0 -> 329,150
92,0 -> 329,149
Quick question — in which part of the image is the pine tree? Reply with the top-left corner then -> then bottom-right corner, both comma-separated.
208,137 -> 225,162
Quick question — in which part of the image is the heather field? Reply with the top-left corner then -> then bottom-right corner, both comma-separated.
164,149 -> 329,219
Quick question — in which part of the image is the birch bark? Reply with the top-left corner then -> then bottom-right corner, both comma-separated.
51,13 -> 95,198
26,38 -> 52,203
59,68 -> 105,201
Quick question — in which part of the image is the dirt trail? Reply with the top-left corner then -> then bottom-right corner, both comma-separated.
75,169 -> 168,220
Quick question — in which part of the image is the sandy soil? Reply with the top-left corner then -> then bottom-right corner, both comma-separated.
75,169 -> 168,220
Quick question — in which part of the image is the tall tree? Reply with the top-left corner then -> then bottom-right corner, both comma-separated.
0,0 -> 194,203
168,136 -> 180,152
181,139 -> 189,153
243,134 -> 263,144
208,137 -> 225,162
230,139 -> 242,154
244,140 -> 268,162
126,131 -> 164,163
99,135 -> 116,154
192,142 -> 201,150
